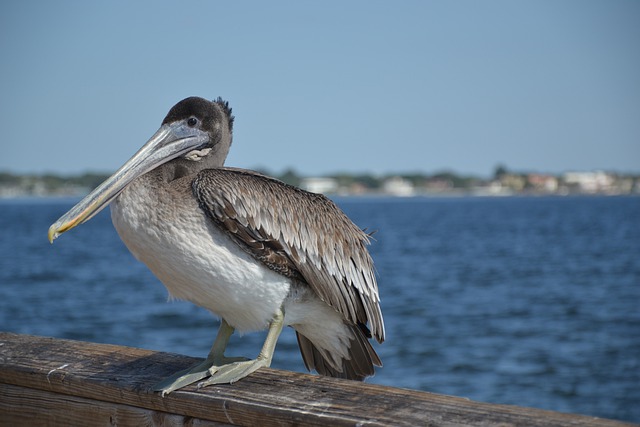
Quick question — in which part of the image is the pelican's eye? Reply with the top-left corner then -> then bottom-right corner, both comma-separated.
187,117 -> 198,127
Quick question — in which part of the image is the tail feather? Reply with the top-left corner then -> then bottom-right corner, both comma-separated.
296,322 -> 382,381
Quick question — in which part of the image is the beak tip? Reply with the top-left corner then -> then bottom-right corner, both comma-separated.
48,226 -> 58,244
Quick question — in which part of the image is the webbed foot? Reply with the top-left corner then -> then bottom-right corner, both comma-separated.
153,355 -> 249,396
198,356 -> 270,387
154,309 -> 284,395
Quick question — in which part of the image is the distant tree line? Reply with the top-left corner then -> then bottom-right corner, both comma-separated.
272,168 -> 479,189
0,168 -> 482,193
1,165 -> 638,196
0,171 -> 110,193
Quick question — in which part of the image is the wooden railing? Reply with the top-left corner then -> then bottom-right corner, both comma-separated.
0,332 -> 634,426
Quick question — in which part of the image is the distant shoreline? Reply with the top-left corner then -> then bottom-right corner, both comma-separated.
2,190 -> 638,202
1,168 -> 638,198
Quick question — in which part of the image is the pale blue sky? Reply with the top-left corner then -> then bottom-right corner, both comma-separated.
1,1 -> 638,177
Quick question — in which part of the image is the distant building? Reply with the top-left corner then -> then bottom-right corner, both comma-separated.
301,177 -> 338,194
563,171 -> 614,193
474,180 -> 512,196
499,174 -> 526,192
382,177 -> 415,196
527,174 -> 558,193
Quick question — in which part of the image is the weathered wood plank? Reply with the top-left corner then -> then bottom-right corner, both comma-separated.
0,383 -> 230,426
0,332 -> 635,427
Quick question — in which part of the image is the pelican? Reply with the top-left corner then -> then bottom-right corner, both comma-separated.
48,97 -> 384,395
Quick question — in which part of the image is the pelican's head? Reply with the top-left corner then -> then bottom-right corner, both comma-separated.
48,96 -> 234,242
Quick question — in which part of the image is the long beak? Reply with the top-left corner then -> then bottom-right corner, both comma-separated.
48,121 -> 209,243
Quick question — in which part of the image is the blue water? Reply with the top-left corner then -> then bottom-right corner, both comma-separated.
1,196 -> 639,422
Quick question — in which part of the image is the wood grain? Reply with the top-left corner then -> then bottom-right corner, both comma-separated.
0,332 -> 634,427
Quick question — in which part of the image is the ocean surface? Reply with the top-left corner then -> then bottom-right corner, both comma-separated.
1,195 -> 639,422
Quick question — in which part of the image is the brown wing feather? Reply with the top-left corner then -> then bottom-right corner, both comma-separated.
192,167 -> 385,343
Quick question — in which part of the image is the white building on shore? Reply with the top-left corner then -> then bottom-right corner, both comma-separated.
301,177 -> 338,194
563,171 -> 614,193
382,176 -> 415,197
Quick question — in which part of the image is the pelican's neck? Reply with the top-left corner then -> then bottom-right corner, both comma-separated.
159,140 -> 230,182
111,151 -> 228,232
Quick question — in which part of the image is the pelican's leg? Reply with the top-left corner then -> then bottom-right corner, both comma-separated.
153,319 -> 247,396
197,308 -> 284,388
